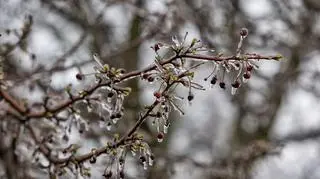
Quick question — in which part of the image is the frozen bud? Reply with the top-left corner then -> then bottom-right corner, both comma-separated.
157,132 -> 164,142
219,82 -> 226,89
89,156 -> 96,164
115,112 -> 122,119
149,155 -> 154,166
142,73 -> 150,80
76,73 -> 84,80
107,92 -> 114,98
152,43 -> 163,52
231,80 -> 241,95
119,171 -> 125,179
31,53 -> 36,60
210,76 -> 217,85
143,161 -> 148,170
104,171 -> 112,178
147,76 -> 155,83
153,91 -> 161,99
164,123 -> 169,134
156,112 -> 162,118
140,156 -> 146,163
240,28 -> 248,37
231,80 -> 241,88
119,158 -> 124,164
247,65 -> 253,71
243,72 -> 251,83
187,92 -> 194,102
106,122 -> 112,131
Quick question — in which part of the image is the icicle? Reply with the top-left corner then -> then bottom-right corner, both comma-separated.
231,87 -> 237,95
143,161 -> 148,170
172,35 -> 180,47
74,113 -> 81,120
112,118 -> 119,124
169,101 -> 184,116
106,122 -> 112,131
148,156 -> 154,166
164,124 -> 169,134
131,150 -> 136,156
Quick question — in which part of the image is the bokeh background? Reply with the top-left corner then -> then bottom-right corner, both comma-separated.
1,0 -> 320,178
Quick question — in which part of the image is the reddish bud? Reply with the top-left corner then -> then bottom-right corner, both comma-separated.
153,91 -> 161,98
243,72 -> 251,79
246,65 -> 253,71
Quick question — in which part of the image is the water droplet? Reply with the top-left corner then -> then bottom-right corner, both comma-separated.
148,157 -> 153,166
106,122 -> 112,131
157,138 -> 163,143
231,87 -> 237,95
87,106 -> 93,112
131,150 -> 136,156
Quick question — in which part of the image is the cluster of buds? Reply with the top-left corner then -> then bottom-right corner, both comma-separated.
204,58 -> 257,95
76,54 -> 126,83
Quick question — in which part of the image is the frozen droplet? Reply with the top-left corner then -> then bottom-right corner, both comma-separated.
164,124 -> 169,134
87,106 -> 93,112
170,101 -> 184,116
112,118 -> 119,124
74,113 -> 81,120
143,161 -> 148,170
242,77 -> 249,83
148,157 -> 153,166
106,122 -> 112,131
157,138 -> 163,143
231,87 -> 237,95
172,36 -> 180,47
107,97 -> 112,103
131,150 -> 136,156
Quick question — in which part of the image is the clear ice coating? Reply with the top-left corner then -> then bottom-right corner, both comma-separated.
231,87 -> 237,95
106,122 -> 112,131
143,161 -> 148,170
148,156 -> 153,166
164,124 -> 169,134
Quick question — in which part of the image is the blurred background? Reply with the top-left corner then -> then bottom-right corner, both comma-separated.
1,0 -> 320,178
